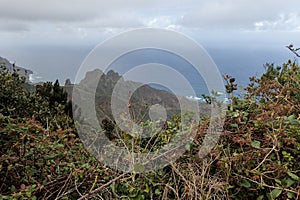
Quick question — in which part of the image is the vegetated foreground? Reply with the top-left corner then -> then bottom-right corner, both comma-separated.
0,59 -> 299,199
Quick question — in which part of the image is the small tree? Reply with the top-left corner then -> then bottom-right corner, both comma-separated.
0,65 -> 29,117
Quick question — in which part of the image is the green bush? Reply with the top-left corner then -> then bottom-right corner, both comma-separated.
0,65 -> 73,130
0,65 -> 30,118
219,60 -> 300,199
1,60 -> 299,199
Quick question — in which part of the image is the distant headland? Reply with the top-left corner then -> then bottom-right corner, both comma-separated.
0,56 -> 33,82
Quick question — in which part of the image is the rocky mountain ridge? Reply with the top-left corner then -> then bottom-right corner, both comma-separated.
71,69 -> 208,124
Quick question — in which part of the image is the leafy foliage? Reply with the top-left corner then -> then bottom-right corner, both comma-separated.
219,60 -> 300,199
0,64 -> 73,130
0,65 -> 30,118
1,59 -> 300,199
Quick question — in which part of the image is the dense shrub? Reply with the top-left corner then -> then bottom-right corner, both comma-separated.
0,115 -> 117,199
0,65 -> 30,118
0,59 -> 299,199
0,65 -> 73,130
219,60 -> 300,199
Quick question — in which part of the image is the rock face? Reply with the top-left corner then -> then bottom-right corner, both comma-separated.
70,69 -> 212,130
0,57 -> 33,82
63,78 -> 74,101
71,69 -> 201,124
94,70 -> 183,121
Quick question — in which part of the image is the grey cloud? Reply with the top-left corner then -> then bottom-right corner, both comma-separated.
0,20 -> 30,32
178,0 -> 300,30
254,13 -> 300,31
0,0 -> 161,22
0,0 -> 299,34
0,0 -> 100,22
82,13 -> 143,29
0,0 -> 160,33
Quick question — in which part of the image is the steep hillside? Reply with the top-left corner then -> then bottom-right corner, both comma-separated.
0,56 -> 33,82
71,69 -> 209,125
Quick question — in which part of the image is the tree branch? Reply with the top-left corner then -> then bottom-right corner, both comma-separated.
77,172 -> 129,200
286,44 -> 300,57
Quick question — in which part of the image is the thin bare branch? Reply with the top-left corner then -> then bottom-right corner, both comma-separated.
77,172 -> 129,200
286,44 -> 300,57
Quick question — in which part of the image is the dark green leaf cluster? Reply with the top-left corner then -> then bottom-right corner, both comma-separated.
0,65 -> 73,130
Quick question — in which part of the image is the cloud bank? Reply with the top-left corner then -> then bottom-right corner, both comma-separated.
0,0 -> 299,34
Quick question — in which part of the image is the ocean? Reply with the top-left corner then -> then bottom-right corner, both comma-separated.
13,44 -> 293,100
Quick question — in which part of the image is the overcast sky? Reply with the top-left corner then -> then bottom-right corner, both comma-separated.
1,0 -> 300,82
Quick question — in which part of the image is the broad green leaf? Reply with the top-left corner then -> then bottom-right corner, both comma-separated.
285,178 -> 295,187
230,123 -> 238,128
155,188 -> 161,195
240,179 -> 251,188
274,179 -> 281,185
144,183 -> 149,193
269,189 -> 282,199
185,143 -> 191,151
287,192 -> 295,199
287,171 -> 299,181
251,140 -> 261,148
257,195 -> 264,200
